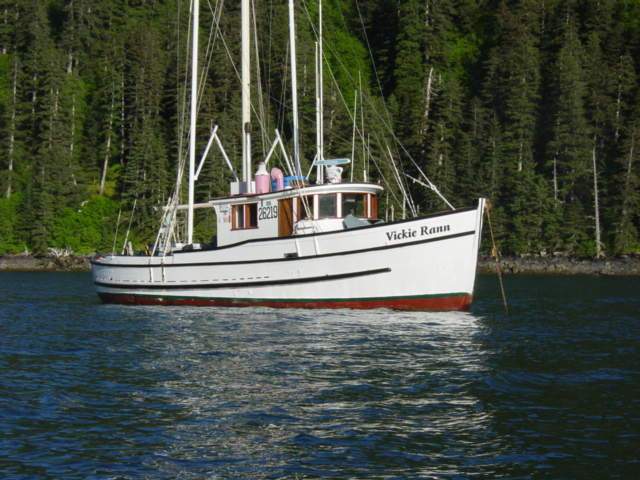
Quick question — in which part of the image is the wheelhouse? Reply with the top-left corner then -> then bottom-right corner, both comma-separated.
207,183 -> 383,247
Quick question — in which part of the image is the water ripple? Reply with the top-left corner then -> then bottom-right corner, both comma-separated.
0,273 -> 639,478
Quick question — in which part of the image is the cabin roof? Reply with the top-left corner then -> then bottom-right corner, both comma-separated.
209,182 -> 383,207
175,182 -> 384,211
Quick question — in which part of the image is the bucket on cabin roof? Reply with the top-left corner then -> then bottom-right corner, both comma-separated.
270,167 -> 284,191
255,162 -> 270,194
284,175 -> 306,188
326,165 -> 343,184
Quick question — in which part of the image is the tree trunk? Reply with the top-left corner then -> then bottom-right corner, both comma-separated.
99,82 -> 116,195
5,57 -> 17,198
69,93 -> 78,186
618,130 -> 636,244
1,7 -> 7,55
31,74 -> 37,115
592,137 -> 602,258
552,153 -> 558,204
49,87 -> 58,150
614,83 -> 621,142
518,139 -> 523,172
490,136 -> 497,195
552,120 -> 559,204
624,131 -> 635,191
422,66 -> 434,137
120,72 -> 125,162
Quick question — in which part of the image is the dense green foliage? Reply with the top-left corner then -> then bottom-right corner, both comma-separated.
0,0 -> 639,256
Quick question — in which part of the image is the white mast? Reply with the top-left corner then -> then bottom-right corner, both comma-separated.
288,0 -> 301,177
187,0 -> 199,245
241,0 -> 252,190
315,0 -> 324,184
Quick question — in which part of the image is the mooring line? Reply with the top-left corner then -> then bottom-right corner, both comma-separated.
486,201 -> 509,315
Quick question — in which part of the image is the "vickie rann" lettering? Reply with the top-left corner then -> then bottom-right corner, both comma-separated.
386,224 -> 451,241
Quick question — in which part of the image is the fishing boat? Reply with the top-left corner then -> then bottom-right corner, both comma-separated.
91,0 -> 486,311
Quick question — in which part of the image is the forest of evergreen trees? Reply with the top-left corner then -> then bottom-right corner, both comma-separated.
0,0 -> 639,257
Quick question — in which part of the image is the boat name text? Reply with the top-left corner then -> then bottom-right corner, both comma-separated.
386,224 -> 450,241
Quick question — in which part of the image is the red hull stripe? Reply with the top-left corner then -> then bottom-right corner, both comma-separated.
97,292 -> 473,311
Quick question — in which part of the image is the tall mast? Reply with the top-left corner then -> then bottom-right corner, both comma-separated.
315,0 -> 324,184
241,0 -> 252,190
187,0 -> 199,245
288,0 -> 301,177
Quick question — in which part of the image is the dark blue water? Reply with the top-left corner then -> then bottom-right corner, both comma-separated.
0,272 -> 639,479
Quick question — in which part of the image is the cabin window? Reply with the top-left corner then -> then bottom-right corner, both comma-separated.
247,203 -> 257,227
318,194 -> 337,218
232,203 -> 258,229
342,193 -> 367,218
296,196 -> 313,221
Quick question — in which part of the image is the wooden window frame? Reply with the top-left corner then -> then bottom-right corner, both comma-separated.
369,193 -> 379,219
231,203 -> 258,230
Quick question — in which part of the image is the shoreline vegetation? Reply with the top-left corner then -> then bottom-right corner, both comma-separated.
1,2 -> 639,262
2,254 -> 639,276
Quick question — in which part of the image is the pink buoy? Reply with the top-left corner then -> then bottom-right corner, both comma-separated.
270,167 -> 284,192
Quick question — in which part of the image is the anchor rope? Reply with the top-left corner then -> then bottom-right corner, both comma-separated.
486,201 -> 509,315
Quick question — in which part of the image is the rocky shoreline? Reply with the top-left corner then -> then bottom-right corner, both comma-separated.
1,254 -> 639,275
478,255 -> 640,276
0,255 -> 91,272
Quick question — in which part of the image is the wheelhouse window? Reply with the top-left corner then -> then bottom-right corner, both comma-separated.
232,203 -> 257,229
318,194 -> 337,218
342,193 -> 367,218
296,196 -> 313,221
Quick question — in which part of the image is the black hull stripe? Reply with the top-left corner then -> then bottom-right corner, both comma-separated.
91,206 -> 478,265
92,230 -> 476,269
94,267 -> 391,290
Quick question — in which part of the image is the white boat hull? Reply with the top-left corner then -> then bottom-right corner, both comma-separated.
91,200 -> 486,311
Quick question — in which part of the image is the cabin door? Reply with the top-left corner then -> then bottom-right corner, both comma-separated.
278,199 -> 293,237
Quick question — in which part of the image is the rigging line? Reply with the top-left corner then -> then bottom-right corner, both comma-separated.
387,138 -> 418,212
353,0 -> 416,197
111,208 -> 122,255
180,0 -> 271,169
367,145 -> 403,208
252,0 -> 268,157
386,144 -> 417,217
354,0 -> 393,127
298,1 -> 365,145
121,198 -> 137,256
177,0 -> 222,169
300,0 -> 451,210
213,17 -> 273,147
176,0 -> 183,175
197,0 -> 223,115
356,134 -> 403,207
160,0 -> 203,249
278,41 -> 289,135
176,0 -> 194,195
266,0 -> 274,131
